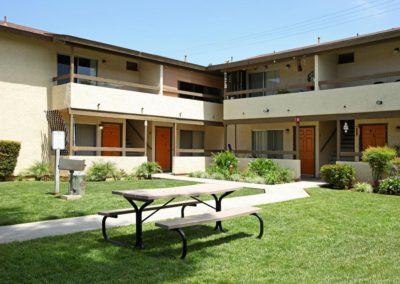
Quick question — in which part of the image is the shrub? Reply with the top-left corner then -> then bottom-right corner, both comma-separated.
135,162 -> 162,179
389,158 -> 400,176
209,151 -> 238,177
320,164 -> 355,189
210,172 -> 225,180
248,158 -> 293,184
248,159 -> 277,176
87,161 -> 117,182
353,182 -> 373,193
362,146 -> 397,186
27,161 -> 52,181
244,176 -> 265,184
229,173 -> 242,182
378,176 -> 400,195
0,140 -> 21,180
189,171 -> 208,178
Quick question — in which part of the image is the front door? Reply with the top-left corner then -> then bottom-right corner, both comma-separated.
299,127 -> 315,176
155,127 -> 172,171
102,123 -> 121,156
361,125 -> 386,151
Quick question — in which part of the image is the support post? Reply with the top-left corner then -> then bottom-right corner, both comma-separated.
173,122 -> 178,157
54,149 -> 60,194
295,121 -> 300,159
336,120 -> 341,161
144,120 -> 148,157
224,124 -> 228,150
122,121 -> 126,156
70,47 -> 74,83
234,124 -> 237,151
69,112 -> 74,155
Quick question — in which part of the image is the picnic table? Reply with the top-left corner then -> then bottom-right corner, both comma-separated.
100,183 -> 264,258
111,183 -> 241,248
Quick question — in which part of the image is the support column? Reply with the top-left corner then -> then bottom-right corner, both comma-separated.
69,112 -> 74,156
234,124 -> 237,151
314,54 -> 320,91
336,120 -> 341,161
122,121 -> 126,156
295,121 -> 300,159
173,122 -> 178,157
70,47 -> 74,83
144,120 -> 148,157
224,124 -> 228,150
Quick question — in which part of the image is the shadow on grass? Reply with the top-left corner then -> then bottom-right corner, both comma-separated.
102,225 -> 253,259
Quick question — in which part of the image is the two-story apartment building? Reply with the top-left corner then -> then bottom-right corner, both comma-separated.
213,28 -> 400,176
1,21 -> 399,177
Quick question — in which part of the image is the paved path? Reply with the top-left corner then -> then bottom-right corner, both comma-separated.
0,176 -> 323,244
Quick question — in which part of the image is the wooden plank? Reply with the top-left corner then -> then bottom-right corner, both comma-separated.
339,152 -> 362,157
296,121 -> 300,159
234,150 -> 297,155
225,82 -> 314,97
52,74 -> 70,82
113,183 -> 241,201
144,120 -> 148,157
156,207 -> 261,229
336,120 -> 341,161
319,71 -> 400,85
72,146 -> 145,152
98,200 -> 199,217
163,86 -> 219,99
73,74 -> 159,92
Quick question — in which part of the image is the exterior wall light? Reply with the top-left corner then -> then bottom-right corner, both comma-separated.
343,121 -> 349,133
263,108 -> 269,113
99,124 -> 104,130
393,48 -> 400,54
376,100 -> 383,105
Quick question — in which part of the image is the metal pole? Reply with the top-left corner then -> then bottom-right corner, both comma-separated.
54,149 -> 60,194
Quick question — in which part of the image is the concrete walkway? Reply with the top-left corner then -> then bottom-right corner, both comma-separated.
0,176 -> 323,244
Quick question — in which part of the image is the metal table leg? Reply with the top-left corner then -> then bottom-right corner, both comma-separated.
211,191 -> 234,231
125,198 -> 153,249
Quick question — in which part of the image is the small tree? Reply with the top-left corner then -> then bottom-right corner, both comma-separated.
362,146 -> 397,187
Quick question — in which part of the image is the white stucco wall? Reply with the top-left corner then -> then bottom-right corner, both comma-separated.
172,156 -> 212,174
336,161 -> 373,183
62,156 -> 148,173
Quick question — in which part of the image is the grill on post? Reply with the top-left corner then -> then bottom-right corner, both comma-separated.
59,159 -> 86,195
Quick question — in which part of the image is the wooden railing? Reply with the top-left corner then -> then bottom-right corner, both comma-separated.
224,82 -> 314,99
163,87 -> 222,103
53,73 -> 160,93
176,149 -> 224,155
320,128 -> 337,153
72,146 -> 145,155
319,71 -> 400,86
233,150 -> 297,157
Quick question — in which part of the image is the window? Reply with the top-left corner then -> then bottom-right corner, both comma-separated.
180,130 -> 204,156
126,61 -> 138,71
252,130 -> 283,159
74,124 -> 97,156
338,53 -> 354,64
178,81 -> 222,103
56,54 -> 98,85
248,71 -> 280,97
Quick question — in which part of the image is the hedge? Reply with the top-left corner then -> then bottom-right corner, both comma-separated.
320,164 -> 355,189
0,140 -> 21,180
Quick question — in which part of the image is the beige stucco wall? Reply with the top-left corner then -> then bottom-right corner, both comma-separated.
336,161 -> 373,183
0,32 -> 54,174
224,81 -> 400,120
172,156 -> 212,174
61,156 -> 147,173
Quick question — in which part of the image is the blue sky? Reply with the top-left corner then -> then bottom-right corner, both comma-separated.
1,0 -> 399,65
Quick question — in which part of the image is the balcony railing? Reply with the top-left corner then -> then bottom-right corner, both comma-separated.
319,70 -> 400,89
53,73 -> 160,94
224,82 -> 314,99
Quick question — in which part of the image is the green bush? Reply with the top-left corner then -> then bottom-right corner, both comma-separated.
244,176 -> 265,184
320,164 -> 355,189
86,161 -> 118,182
135,162 -> 162,179
353,182 -> 373,193
27,161 -> 52,181
0,140 -> 21,180
248,158 -> 293,184
378,176 -> 400,195
209,172 -> 225,180
389,158 -> 400,176
209,151 -> 238,177
362,146 -> 397,186
229,173 -> 242,182
189,171 -> 209,179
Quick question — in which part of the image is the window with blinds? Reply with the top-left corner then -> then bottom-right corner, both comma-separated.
180,130 -> 205,156
251,130 -> 284,159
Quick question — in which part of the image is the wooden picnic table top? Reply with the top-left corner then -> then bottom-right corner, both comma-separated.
112,183 -> 241,201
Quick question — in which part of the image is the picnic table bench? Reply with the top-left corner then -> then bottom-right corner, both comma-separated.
100,183 -> 264,259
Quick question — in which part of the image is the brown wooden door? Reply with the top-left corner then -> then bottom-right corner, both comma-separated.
300,127 -> 315,176
155,127 -> 172,171
361,125 -> 386,151
102,123 -> 121,156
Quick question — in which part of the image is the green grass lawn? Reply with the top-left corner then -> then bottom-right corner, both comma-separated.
0,180 -> 263,226
1,188 -> 399,283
